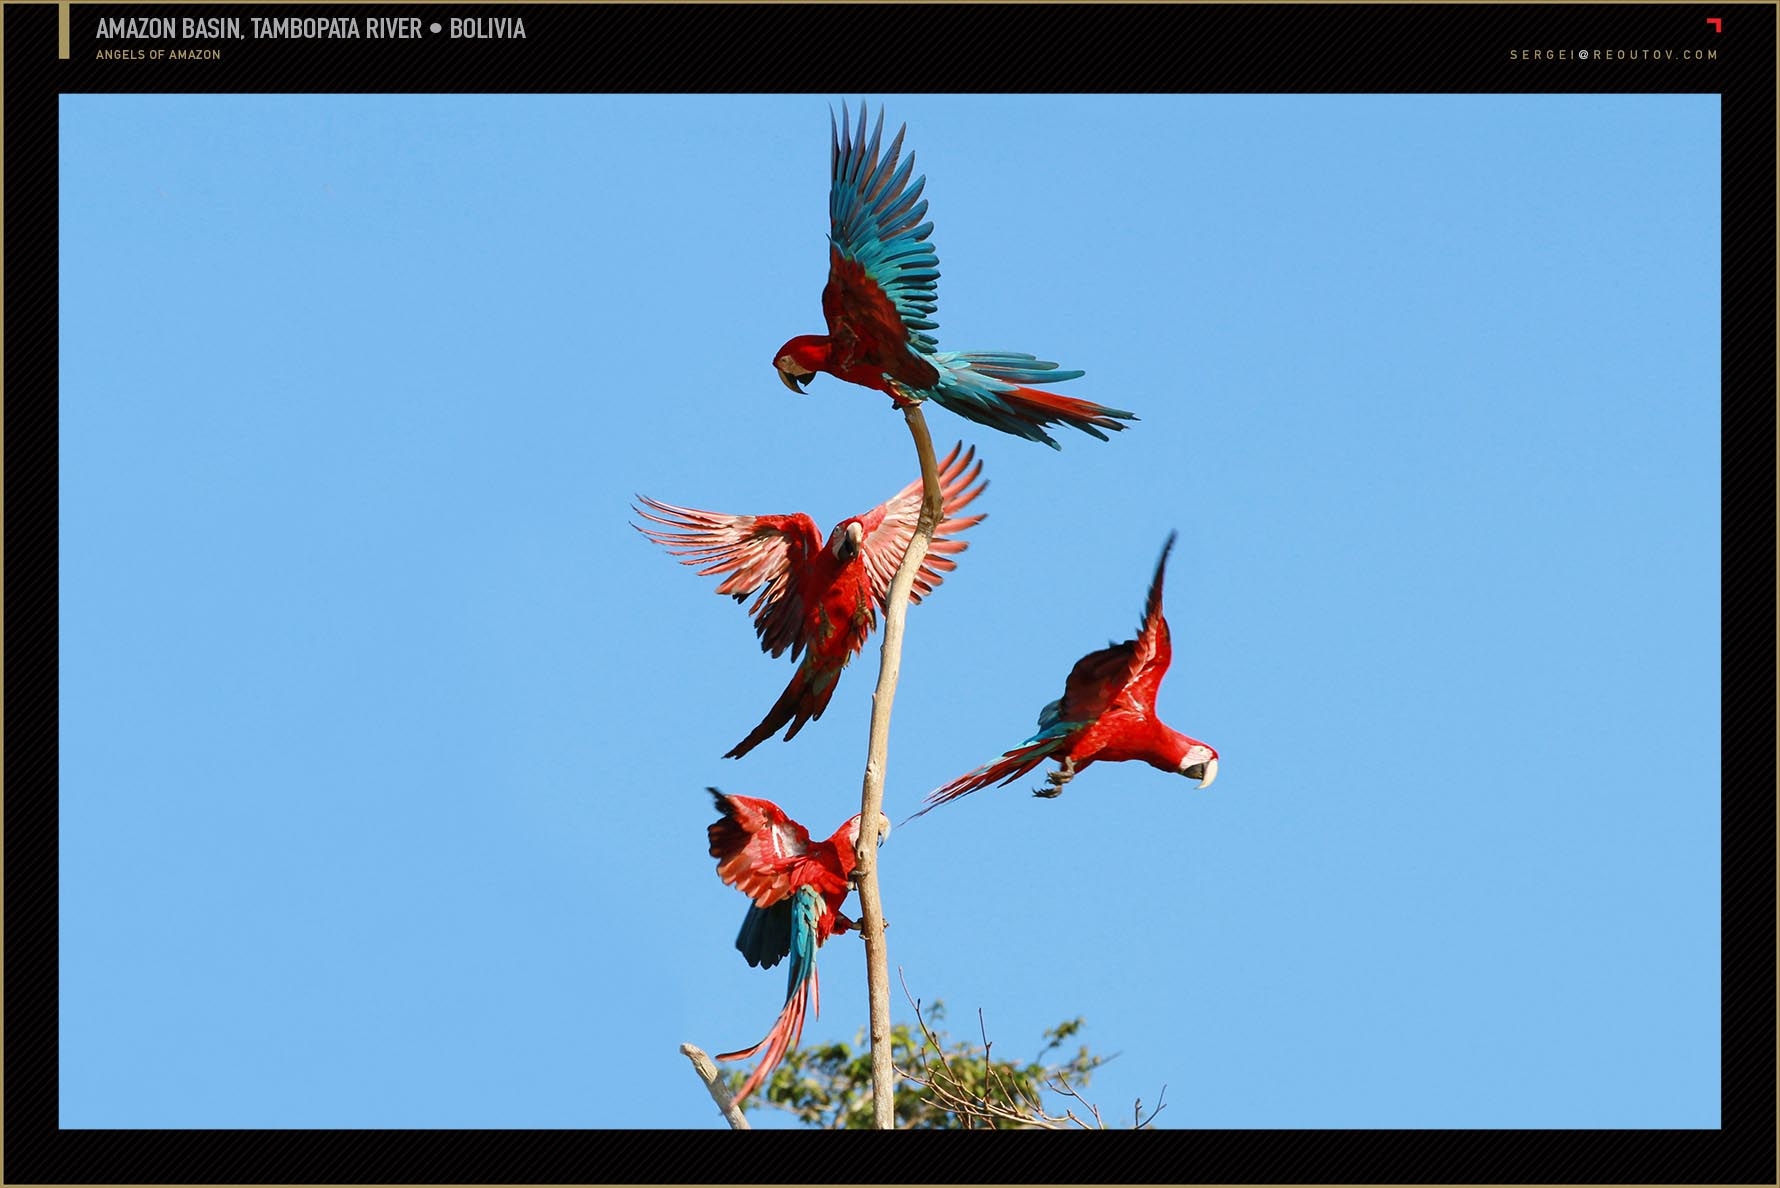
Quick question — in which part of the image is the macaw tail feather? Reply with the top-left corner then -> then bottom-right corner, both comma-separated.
735,900 -> 793,970
926,351 -> 1136,449
905,731 -> 1074,821
724,659 -> 842,759
716,964 -> 819,1105
717,885 -> 825,1105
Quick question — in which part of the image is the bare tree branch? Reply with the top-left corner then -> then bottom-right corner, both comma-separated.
853,404 -> 946,1129
679,1042 -> 751,1130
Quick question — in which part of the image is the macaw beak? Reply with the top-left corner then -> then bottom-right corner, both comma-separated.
832,520 -> 865,562
776,364 -> 812,393
1180,747 -> 1219,790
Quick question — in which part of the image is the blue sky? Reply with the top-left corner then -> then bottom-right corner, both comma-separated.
59,94 -> 1720,1128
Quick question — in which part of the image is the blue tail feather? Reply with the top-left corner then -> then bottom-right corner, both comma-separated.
736,900 -> 793,970
784,886 -> 824,1004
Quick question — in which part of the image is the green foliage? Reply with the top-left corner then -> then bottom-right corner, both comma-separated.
723,1001 -> 1120,1129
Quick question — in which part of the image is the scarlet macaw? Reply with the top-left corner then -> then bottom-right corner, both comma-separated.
635,443 -> 986,758
706,788 -> 890,1105
772,103 -> 1137,450
915,532 -> 1218,815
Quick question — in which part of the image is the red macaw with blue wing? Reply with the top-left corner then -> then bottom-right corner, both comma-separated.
773,103 -> 1137,449
635,444 -> 986,758
706,788 -> 889,1105
915,532 -> 1218,815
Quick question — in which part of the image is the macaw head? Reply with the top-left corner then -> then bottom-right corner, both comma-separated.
774,335 -> 827,392
1178,740 -> 1219,790
844,811 -> 892,849
828,519 -> 866,564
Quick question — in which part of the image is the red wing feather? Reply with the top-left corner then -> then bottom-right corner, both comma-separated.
855,442 -> 987,610
1121,533 -> 1176,711
1060,533 -> 1178,720
706,789 -> 813,908
1056,640 -> 1140,725
633,500 -> 824,659
822,251 -> 941,389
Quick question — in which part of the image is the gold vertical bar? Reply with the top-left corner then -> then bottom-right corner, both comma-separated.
59,1 -> 71,59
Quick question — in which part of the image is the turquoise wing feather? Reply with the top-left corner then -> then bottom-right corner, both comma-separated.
827,102 -> 941,355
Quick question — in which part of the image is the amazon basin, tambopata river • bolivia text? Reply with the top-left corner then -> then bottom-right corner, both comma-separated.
93,16 -> 527,39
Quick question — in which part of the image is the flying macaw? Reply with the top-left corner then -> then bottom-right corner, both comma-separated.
634,443 -> 986,759
914,532 -> 1218,816
772,103 -> 1137,450
705,788 -> 890,1106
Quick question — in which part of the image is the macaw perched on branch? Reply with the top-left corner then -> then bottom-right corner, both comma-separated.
635,443 -> 986,759
772,102 -> 1137,450
706,788 -> 890,1105
914,532 -> 1218,817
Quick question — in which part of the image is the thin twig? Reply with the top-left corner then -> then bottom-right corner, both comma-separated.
978,1008 -> 995,1128
679,1042 -> 751,1130
899,967 -> 959,1087
854,403 -> 946,1129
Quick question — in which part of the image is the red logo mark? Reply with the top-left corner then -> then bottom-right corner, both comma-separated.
1706,17 -> 1721,32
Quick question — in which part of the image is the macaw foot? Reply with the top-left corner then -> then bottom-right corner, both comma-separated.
1033,757 -> 1076,799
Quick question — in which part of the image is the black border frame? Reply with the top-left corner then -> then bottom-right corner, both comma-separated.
8,2 -> 1773,1182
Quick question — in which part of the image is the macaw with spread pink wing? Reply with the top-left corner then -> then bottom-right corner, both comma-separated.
772,103 -> 1137,450
635,443 -> 986,758
913,532 -> 1218,817
705,788 -> 890,1105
